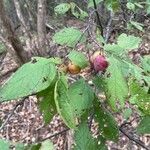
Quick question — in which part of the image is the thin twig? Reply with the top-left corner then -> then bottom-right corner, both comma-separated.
119,123 -> 149,150
93,0 -> 103,36
120,116 -> 141,127
74,24 -> 90,48
105,11 -> 114,43
88,29 -> 103,48
40,128 -> 70,142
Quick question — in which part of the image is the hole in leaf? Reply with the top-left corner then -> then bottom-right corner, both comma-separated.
31,58 -> 37,64
42,77 -> 48,82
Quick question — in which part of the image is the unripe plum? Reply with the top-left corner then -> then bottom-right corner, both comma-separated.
68,63 -> 81,74
93,55 -> 108,72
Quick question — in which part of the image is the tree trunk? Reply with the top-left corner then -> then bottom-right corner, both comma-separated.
24,0 -> 37,30
13,0 -> 31,38
37,0 -> 47,56
0,0 -> 30,64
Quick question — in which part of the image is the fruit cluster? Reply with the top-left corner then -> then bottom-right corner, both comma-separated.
59,51 -> 109,74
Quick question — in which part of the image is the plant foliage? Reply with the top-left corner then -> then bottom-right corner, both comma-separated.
0,0 -> 150,149
53,27 -> 86,47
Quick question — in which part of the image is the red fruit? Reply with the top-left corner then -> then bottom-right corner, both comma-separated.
93,55 -> 108,72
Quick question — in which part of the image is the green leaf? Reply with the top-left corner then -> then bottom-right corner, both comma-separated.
37,85 -> 56,124
129,80 -> 150,115
0,139 -> 28,150
70,2 -> 79,18
96,28 -> 105,44
117,33 -> 142,51
141,55 -> 150,73
88,0 -> 103,8
68,79 -> 94,117
104,34 -> 141,55
104,56 -> 128,110
48,57 -> 62,64
129,95 -> 137,104
146,0 -> 150,14
29,143 -> 41,150
137,116 -> 150,134
70,2 -> 88,20
53,27 -> 86,47
68,50 -> 89,69
54,76 -> 76,128
126,2 -> 135,11
104,43 -> 123,55
0,139 -> 10,150
54,3 -> 70,15
97,136 -> 108,150
105,0 -> 120,11
124,61 -> 149,85
143,76 -> 150,87
134,3 -> 144,8
123,108 -> 132,120
94,98 -> 119,141
15,143 -> 27,150
119,60 -> 131,77
74,122 -> 98,150
93,76 -> 105,92
0,57 -> 57,101
78,9 -> 88,20
130,21 -> 144,32
40,140 -> 55,150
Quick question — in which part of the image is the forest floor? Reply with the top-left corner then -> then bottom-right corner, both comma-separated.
0,18 -> 150,150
